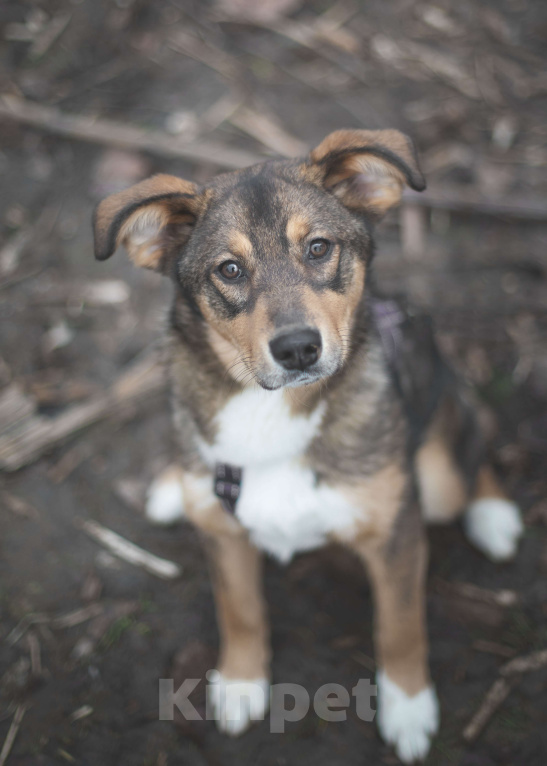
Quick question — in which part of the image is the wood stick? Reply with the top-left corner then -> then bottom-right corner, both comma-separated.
435,578 -> 518,607
463,646 -> 547,743
400,202 -> 426,258
500,647 -> 547,676
404,188 -> 547,222
52,603 -> 104,629
79,519 -> 182,580
69,705 -> 93,723
463,677 -> 512,743
27,631 -> 42,677
0,352 -> 166,472
0,704 -> 26,766
229,106 -> 308,157
0,94 -> 262,170
2,95 -> 545,222
6,613 -> 49,647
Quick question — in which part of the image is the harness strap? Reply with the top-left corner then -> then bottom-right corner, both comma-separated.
371,298 -> 405,366
214,462 -> 242,514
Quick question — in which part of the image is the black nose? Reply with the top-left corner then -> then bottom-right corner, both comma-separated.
269,328 -> 322,371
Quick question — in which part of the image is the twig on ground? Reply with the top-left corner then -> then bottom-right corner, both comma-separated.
463,677 -> 513,743
215,2 -> 369,85
52,603 -> 104,629
79,519 -> 182,580
69,705 -> 93,723
0,94 -> 262,170
0,351 -> 166,472
168,28 -> 241,81
400,203 -> 426,259
6,604 -> 104,646
463,646 -> 547,743
435,578 -> 518,607
229,105 -> 307,157
404,187 -> 547,222
472,640 -> 517,659
0,704 -> 26,766
6,614 -> 49,647
168,30 -> 307,157
48,443 -> 93,484
1,492 -> 39,519
500,647 -> 547,676
29,12 -> 71,59
27,631 -> 42,677
371,35 -> 480,99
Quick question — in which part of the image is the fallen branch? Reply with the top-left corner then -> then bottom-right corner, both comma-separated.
472,640 -> 516,659
435,578 -> 518,607
0,704 -> 26,766
500,647 -> 547,677
0,94 -> 261,170
404,187 -> 547,223
52,603 -> 104,629
27,631 -> 42,677
229,106 -> 308,157
6,613 -> 49,647
69,705 -> 93,723
79,519 -> 182,580
0,352 -> 166,472
463,646 -> 547,743
2,96 -> 545,224
463,677 -> 513,743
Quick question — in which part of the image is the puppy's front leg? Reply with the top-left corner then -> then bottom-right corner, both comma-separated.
204,527 -> 271,736
348,501 -> 439,763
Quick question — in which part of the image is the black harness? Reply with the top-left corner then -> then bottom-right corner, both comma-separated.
214,462 -> 243,515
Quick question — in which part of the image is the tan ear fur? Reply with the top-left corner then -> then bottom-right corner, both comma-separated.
93,174 -> 199,270
309,129 -> 425,218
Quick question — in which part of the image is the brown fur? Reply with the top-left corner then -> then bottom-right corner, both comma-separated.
286,213 -> 311,242
416,432 -> 468,523
205,531 -> 270,680
473,465 -> 507,501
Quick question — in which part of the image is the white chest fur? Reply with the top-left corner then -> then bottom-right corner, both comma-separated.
197,387 -> 360,562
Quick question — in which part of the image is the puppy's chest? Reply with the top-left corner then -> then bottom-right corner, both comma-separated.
197,388 -> 360,562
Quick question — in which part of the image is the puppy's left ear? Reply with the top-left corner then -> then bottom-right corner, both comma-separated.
308,129 -> 425,220
93,174 -> 200,273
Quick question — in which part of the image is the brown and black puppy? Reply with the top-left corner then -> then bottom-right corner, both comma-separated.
93,130 -> 523,763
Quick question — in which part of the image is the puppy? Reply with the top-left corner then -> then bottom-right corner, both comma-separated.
93,129 -> 523,762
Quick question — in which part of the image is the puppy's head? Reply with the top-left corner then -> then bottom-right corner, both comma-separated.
94,129 -> 424,390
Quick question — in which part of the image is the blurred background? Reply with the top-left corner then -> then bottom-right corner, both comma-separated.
0,0 -> 546,763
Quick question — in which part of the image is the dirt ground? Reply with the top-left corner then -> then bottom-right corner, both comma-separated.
1,1 -> 547,764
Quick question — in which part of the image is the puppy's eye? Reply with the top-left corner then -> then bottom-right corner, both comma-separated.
219,261 -> 243,280
308,239 -> 331,259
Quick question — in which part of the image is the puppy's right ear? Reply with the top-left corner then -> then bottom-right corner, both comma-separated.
93,174 -> 200,273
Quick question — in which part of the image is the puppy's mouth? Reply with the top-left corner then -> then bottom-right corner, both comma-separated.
259,371 -> 319,391
255,356 -> 342,391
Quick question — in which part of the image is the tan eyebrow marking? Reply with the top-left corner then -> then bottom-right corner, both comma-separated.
228,229 -> 253,258
286,214 -> 311,243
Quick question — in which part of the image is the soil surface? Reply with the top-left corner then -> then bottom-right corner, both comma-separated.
1,1 -> 547,765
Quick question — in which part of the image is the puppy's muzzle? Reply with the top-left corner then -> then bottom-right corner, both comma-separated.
269,327 -> 322,372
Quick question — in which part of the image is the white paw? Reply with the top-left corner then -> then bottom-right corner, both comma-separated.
145,468 -> 185,525
464,498 -> 523,562
207,670 -> 270,736
377,671 -> 439,763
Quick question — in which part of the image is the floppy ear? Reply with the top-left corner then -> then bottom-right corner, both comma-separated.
93,174 -> 200,272
308,129 -> 425,220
